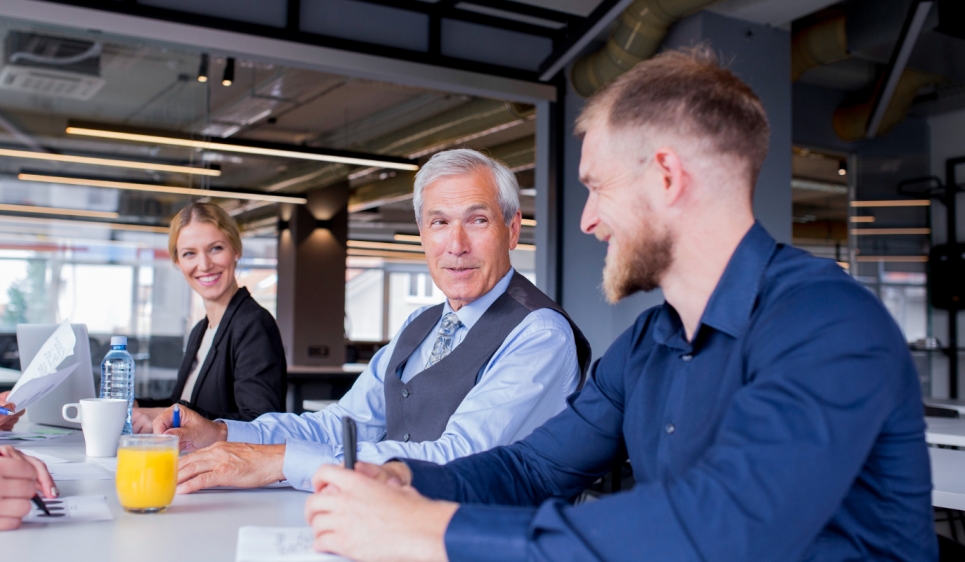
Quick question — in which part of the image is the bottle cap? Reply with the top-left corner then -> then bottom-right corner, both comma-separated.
110,336 -> 127,346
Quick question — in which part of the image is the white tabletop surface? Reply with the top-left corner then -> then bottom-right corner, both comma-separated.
925,416 -> 965,447
931,446 -> 965,511
4,425 -> 321,562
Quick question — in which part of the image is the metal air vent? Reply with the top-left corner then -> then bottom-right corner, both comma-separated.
0,31 -> 105,100
0,65 -> 105,100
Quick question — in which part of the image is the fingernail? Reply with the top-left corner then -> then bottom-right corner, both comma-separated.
51,486 -> 59,498
175,485 -> 184,494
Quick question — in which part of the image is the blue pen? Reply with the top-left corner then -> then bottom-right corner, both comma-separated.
0,406 -> 14,416
172,404 -> 180,429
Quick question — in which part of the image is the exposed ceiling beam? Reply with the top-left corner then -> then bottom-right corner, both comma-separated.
538,0 -> 636,81
865,0 -> 934,138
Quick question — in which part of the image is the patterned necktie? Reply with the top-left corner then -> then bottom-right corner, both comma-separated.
426,312 -> 463,368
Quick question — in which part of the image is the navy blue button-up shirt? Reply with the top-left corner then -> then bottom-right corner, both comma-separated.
406,223 -> 936,561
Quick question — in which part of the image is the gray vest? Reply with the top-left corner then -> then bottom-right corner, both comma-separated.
383,271 -> 591,443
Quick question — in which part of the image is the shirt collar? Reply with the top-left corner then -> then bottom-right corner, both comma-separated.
653,222 -> 776,347
442,267 -> 515,331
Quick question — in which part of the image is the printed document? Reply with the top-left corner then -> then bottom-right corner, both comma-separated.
236,527 -> 348,561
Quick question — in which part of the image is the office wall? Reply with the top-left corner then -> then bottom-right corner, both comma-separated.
558,11 -> 793,358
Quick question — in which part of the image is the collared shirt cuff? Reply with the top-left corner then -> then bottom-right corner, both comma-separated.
283,438 -> 335,491
221,419 -> 260,443
445,504 -> 534,562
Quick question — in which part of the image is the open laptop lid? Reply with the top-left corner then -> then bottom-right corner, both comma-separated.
16,324 -> 96,429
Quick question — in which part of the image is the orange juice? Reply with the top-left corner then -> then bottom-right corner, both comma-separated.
115,446 -> 178,512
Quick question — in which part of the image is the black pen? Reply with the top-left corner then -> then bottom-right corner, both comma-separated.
342,416 -> 357,470
31,494 -> 51,516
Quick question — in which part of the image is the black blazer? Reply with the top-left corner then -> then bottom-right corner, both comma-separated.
139,287 -> 287,421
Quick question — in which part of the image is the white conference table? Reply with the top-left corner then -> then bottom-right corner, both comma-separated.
4,426 -> 322,562
926,416 -> 965,447
931,447 -> 965,511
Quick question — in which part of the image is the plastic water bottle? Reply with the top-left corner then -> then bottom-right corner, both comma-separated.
100,336 -> 135,435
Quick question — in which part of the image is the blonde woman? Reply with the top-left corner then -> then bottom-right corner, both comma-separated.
132,203 -> 286,432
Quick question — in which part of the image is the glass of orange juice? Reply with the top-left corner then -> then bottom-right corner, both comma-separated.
115,434 -> 178,513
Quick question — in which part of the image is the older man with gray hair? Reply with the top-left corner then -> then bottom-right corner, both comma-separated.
154,148 -> 591,493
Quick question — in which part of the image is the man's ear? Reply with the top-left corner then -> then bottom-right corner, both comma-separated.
508,211 -> 522,249
653,148 -> 687,207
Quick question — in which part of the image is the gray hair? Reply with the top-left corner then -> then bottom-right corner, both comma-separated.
412,148 -> 520,226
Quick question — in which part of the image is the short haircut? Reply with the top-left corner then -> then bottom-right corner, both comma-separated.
576,46 -> 770,186
168,202 -> 243,264
412,148 -> 520,226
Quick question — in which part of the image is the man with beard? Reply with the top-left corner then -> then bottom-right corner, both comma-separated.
302,47 -> 936,561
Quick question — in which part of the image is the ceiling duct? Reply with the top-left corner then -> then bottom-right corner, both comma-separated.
569,0 -> 720,98
791,9 -> 944,141
0,31 -> 105,101
833,67 -> 942,140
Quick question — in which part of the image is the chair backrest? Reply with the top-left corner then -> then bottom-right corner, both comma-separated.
925,405 -> 960,418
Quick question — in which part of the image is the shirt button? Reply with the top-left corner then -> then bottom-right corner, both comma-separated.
403,433 -> 410,442
402,388 -> 409,398
665,423 -> 675,434
681,354 -> 693,362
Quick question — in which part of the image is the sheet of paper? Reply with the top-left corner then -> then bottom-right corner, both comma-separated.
16,448 -> 69,464
8,320 -> 76,412
23,495 -> 113,524
236,527 -> 348,562
6,362 -> 79,414
90,456 -> 117,472
47,462 -> 113,481
0,429 -> 70,443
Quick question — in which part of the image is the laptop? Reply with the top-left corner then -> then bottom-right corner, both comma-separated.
16,324 -> 97,429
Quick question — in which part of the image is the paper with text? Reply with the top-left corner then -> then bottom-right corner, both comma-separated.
7,321 -> 77,411
236,527 -> 348,562
23,495 -> 112,524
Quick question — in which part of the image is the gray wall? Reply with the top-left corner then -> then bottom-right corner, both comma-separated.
558,11 -> 793,359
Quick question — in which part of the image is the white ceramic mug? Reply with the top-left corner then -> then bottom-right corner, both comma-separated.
62,398 -> 128,457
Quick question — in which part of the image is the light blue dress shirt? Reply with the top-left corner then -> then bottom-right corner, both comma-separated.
223,268 -> 581,491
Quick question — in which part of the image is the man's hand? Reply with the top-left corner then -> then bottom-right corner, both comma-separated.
152,404 -> 227,451
175,442 -> 285,494
0,391 -> 25,431
132,407 -> 166,434
305,464 -> 458,562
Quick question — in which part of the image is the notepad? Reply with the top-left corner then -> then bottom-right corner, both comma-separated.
23,495 -> 113,524
235,527 -> 349,561
16,448 -> 70,464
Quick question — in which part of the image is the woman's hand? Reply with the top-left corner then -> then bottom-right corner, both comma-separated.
131,407 -> 167,434
0,392 -> 25,431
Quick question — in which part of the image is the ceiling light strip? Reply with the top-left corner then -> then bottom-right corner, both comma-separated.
520,218 -> 536,227
0,213 -> 168,233
66,127 -> 419,171
0,147 -> 220,176
855,255 -> 928,263
393,234 -> 422,243
18,173 -> 307,204
347,240 -> 424,253
348,248 -> 427,261
850,200 -> 930,207
849,216 -> 875,223
0,203 -> 118,219
849,228 -> 931,235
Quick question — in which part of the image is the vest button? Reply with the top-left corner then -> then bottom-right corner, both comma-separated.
403,433 -> 410,442
402,388 -> 409,398
665,423 -> 675,434
681,354 -> 693,362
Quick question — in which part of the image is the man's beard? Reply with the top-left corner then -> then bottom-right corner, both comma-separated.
600,222 -> 673,304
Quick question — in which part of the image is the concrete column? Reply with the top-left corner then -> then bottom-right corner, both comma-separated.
558,11 -> 793,358
276,183 -> 349,366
